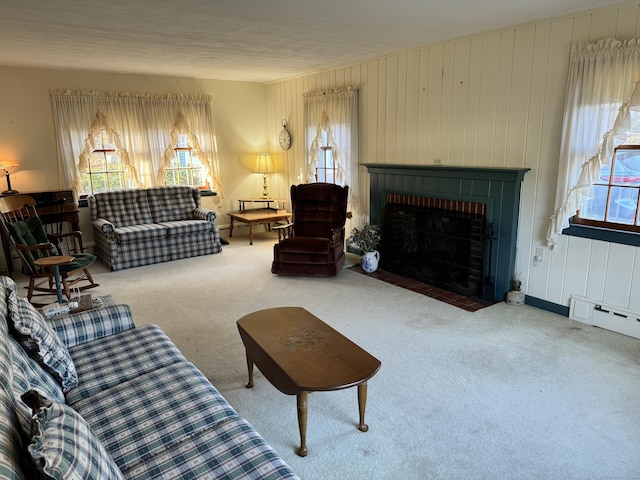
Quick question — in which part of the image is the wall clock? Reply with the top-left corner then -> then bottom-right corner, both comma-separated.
279,120 -> 292,150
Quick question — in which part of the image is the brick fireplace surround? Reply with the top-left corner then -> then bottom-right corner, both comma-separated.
364,164 -> 529,304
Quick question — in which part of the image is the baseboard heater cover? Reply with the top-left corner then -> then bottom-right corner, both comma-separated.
569,295 -> 640,339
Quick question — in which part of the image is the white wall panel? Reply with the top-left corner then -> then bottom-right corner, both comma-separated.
265,0 -> 640,311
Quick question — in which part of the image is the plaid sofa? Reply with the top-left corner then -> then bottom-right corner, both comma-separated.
89,186 -> 222,271
0,276 -> 298,480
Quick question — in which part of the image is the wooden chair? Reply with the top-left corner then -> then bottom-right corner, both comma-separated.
0,194 -> 98,305
271,183 -> 349,277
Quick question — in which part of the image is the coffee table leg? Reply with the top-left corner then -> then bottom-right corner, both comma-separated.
249,225 -> 254,245
296,391 -> 308,457
229,217 -> 235,238
244,352 -> 254,388
358,382 -> 369,432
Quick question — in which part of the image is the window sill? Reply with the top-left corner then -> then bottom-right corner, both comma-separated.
563,221 -> 640,247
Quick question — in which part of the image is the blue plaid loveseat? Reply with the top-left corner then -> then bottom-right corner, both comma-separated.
0,276 -> 298,480
89,186 -> 222,271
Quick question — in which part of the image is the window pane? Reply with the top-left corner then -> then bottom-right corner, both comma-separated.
614,149 -> 640,186
581,185 -> 608,221
607,186 -> 639,224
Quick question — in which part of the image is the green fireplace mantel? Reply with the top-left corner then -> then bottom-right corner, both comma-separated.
363,163 -> 530,303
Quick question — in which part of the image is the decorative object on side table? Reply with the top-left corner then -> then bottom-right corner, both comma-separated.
349,224 -> 382,273
506,277 -> 525,306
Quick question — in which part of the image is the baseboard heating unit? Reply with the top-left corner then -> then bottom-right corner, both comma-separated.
569,295 -> 640,339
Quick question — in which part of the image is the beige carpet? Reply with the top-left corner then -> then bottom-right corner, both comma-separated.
12,230 -> 640,479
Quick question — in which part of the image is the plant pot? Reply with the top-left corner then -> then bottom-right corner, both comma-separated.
361,250 -> 380,273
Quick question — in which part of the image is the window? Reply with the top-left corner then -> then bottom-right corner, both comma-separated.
314,130 -> 337,183
165,134 -> 206,187
80,127 -> 130,194
574,144 -> 640,232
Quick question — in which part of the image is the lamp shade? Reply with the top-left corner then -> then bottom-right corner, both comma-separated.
254,153 -> 274,174
0,160 -> 19,170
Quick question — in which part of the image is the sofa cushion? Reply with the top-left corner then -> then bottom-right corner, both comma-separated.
72,362 -> 238,473
158,219 -> 212,236
8,337 -> 64,436
114,224 -> 168,244
147,185 -> 198,223
91,189 -> 153,228
65,325 -> 187,405
7,293 -> 78,392
22,391 -> 124,480
123,417 -> 299,480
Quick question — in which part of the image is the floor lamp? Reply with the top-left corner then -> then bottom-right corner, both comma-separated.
0,160 -> 19,195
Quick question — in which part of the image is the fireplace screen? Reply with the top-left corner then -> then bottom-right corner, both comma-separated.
382,201 -> 485,297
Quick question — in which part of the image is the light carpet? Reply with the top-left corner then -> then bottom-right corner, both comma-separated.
12,231 -> 640,479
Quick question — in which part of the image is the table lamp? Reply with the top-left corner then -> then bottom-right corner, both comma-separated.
254,153 -> 274,199
0,160 -> 19,195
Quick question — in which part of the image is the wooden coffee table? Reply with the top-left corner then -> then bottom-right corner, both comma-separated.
236,307 -> 381,457
228,209 -> 291,245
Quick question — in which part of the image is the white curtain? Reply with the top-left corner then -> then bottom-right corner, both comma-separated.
50,90 -> 224,199
303,86 -> 359,217
547,38 -> 640,246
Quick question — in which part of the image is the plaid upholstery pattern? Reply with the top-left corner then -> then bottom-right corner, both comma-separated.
2,274 -> 297,480
89,189 -> 153,228
73,362 -> 239,473
6,292 -> 78,392
123,417 -> 299,480
65,325 -> 186,405
8,337 -> 64,436
48,304 -> 135,349
0,295 -> 29,480
90,186 -> 221,271
25,392 -> 124,480
114,224 -> 169,243
159,219 -> 213,236
147,185 -> 200,223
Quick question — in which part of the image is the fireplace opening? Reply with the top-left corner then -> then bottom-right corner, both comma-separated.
381,195 -> 486,298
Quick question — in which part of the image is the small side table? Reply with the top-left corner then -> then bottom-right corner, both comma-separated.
33,255 -> 74,304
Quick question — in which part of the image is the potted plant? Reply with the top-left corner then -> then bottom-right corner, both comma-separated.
349,224 -> 382,273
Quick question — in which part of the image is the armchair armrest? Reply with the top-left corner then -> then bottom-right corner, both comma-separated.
47,230 -> 85,254
193,207 -> 217,223
49,304 -> 135,348
330,227 -> 345,247
273,223 -> 294,241
91,218 -> 116,241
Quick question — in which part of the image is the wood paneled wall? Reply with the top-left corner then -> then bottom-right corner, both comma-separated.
266,1 -> 640,312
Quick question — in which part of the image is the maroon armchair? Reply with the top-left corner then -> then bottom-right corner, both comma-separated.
271,183 -> 349,276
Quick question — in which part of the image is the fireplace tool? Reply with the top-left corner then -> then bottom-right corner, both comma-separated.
482,223 -> 496,302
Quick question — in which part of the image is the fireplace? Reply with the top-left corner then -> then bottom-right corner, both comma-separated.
382,195 -> 486,297
364,164 -> 529,302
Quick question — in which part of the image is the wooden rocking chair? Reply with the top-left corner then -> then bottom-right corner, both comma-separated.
0,194 -> 99,305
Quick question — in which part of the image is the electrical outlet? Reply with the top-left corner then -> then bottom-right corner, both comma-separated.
433,157 -> 442,166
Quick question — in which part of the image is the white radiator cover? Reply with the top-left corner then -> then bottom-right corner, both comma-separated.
569,295 -> 640,339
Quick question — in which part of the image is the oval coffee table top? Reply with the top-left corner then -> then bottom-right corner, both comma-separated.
237,306 -> 381,393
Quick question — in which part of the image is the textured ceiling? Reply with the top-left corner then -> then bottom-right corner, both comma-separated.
0,0 -> 623,83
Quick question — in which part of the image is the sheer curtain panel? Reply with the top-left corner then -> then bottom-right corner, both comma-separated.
50,90 -> 224,199
303,86 -> 359,217
547,38 -> 640,246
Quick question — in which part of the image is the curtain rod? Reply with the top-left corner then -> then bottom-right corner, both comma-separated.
303,86 -> 358,98
50,89 -> 212,102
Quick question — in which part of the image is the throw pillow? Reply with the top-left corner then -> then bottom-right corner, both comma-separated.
21,390 -> 124,480
7,291 -> 78,391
